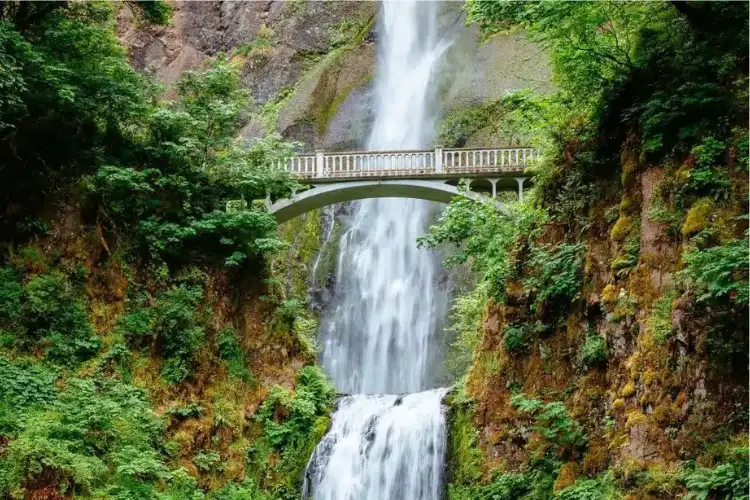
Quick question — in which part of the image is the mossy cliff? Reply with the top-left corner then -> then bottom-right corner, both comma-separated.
434,3 -> 749,499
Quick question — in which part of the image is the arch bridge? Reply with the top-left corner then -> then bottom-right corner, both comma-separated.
267,146 -> 535,223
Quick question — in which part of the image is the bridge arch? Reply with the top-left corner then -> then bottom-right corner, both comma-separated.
269,180 -> 494,224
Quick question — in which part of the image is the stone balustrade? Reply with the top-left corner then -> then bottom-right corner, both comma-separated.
281,146 -> 535,181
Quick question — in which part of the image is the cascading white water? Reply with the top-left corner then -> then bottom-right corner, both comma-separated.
318,0 -> 449,396
305,2 -> 451,499
303,389 -> 449,500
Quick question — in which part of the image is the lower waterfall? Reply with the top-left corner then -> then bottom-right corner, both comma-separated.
304,1 -> 452,498
303,389 -> 449,500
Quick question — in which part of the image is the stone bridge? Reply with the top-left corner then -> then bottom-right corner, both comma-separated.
267,146 -> 535,223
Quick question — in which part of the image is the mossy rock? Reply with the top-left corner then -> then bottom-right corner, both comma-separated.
681,197 -> 713,236
610,216 -> 634,243
621,381 -> 636,398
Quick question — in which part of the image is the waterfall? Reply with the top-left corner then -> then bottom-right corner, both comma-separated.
318,0 -> 449,395
305,2 -> 451,498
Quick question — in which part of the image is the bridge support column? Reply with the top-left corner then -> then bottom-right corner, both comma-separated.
265,190 -> 272,210
514,177 -> 528,202
488,178 -> 499,199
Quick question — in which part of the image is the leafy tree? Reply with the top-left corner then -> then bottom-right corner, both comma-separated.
0,2 -> 148,236
87,61 -> 298,267
419,193 -> 546,300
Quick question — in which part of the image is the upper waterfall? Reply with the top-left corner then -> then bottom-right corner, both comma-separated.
317,0 -> 451,395
304,2 -> 452,499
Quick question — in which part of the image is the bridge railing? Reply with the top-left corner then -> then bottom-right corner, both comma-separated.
280,146 -> 535,180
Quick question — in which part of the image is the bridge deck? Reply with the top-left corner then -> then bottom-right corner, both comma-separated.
281,146 -> 534,182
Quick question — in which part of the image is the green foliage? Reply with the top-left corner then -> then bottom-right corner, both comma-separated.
466,1 -> 650,109
419,195 -> 546,300
210,478 -> 272,500
119,284 -> 204,383
680,236 -> 748,306
252,365 -> 334,489
578,333 -> 607,369
136,0 -> 172,26
503,322 -> 546,354
511,394 -> 587,454
555,472 -> 619,499
166,402 -> 203,420
193,450 -> 222,473
275,298 -> 305,326
449,466 -> 557,500
86,61 -> 295,267
684,446 -> 749,500
0,268 -> 21,322
256,366 -> 334,450
525,243 -> 586,312
0,2 -> 149,233
0,269 -> 100,365
446,282 -> 488,378
0,377 -> 183,498
649,292 -> 674,344
217,326 -> 253,383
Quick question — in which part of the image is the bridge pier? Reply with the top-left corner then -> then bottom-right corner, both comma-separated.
514,177 -> 528,202
488,178 -> 499,199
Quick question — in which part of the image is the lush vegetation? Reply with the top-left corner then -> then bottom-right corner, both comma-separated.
440,1 -> 748,498
0,2 -> 329,498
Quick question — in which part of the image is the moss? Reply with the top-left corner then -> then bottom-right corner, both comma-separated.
641,369 -> 658,386
445,399 -> 484,487
681,196 -> 713,236
612,398 -> 626,411
601,284 -> 617,308
315,73 -> 373,134
619,196 -> 636,215
610,215 -> 634,243
582,441 -> 609,475
621,382 -> 636,398
625,410 -> 648,428
553,462 -> 578,492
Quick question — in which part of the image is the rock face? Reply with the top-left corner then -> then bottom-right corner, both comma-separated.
117,1 -> 550,151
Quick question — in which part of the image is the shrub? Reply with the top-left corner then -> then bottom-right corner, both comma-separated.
0,378 -> 171,498
419,197 -> 546,301
555,473 -> 619,499
510,394 -> 587,455
680,236 -> 748,306
0,268 -> 21,323
118,284 -> 205,383
579,334 -> 607,369
525,243 -> 586,312
684,446 -> 749,500
503,324 -> 529,353
503,322 -> 546,353
193,450 -> 222,473
136,0 -> 172,26
5,272 -> 101,365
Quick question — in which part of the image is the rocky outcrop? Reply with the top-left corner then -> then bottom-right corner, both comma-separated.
117,1 -> 550,151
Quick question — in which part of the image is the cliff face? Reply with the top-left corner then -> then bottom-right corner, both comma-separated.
443,136 -> 747,499
117,1 -> 550,151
